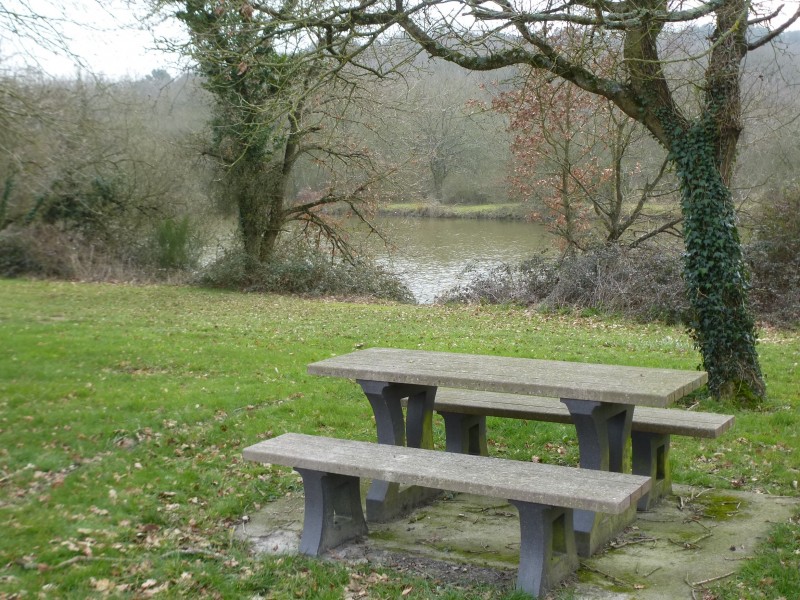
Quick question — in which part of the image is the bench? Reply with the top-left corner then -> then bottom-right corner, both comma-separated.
433,389 -> 734,510
243,433 -> 651,598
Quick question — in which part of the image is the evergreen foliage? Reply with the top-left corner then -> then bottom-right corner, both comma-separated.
669,115 -> 764,399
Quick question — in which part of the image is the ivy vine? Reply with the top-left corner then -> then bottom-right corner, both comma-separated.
665,111 -> 764,399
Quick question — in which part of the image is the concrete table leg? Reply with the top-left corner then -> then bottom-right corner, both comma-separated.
631,430 -> 671,510
561,399 -> 636,557
358,380 -> 441,521
510,500 -> 579,598
439,412 -> 488,456
295,469 -> 367,556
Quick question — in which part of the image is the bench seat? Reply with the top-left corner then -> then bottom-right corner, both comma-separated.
244,432 -> 651,598
433,389 -> 734,510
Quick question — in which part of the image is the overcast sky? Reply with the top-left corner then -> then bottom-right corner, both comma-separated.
59,3 -> 183,79
4,0 -> 800,80
2,0 -> 184,79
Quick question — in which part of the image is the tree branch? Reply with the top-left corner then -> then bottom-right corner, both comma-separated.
468,0 -> 727,30
747,4 -> 800,50
630,216 -> 683,248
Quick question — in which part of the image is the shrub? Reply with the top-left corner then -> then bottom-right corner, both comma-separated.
197,241 -> 414,302
0,224 -> 194,283
543,245 -> 688,323
437,245 -> 690,323
436,252 -> 560,305
29,175 -> 135,245
442,189 -> 490,206
0,226 -> 78,278
148,217 -> 202,271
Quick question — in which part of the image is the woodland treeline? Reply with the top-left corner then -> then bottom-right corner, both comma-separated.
0,55 -> 513,268
2,38 -> 797,309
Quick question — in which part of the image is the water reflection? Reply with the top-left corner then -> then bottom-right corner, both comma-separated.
367,217 -> 551,303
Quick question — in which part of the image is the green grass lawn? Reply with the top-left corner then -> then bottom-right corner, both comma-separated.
1,280 -> 797,599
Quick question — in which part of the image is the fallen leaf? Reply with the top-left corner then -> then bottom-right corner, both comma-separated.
91,578 -> 115,592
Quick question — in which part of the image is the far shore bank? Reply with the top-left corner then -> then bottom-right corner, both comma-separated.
377,201 -> 531,220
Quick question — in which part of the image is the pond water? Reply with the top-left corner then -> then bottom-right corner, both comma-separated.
368,217 -> 552,303
203,216 -> 552,303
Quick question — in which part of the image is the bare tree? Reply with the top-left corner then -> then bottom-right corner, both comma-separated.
402,65 -> 496,202
0,0 -> 129,74
492,66 -> 678,252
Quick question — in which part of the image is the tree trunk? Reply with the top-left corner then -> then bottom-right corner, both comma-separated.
620,1 -> 764,400
673,0 -> 764,400
430,156 -> 447,201
671,119 -> 765,399
233,158 -> 287,271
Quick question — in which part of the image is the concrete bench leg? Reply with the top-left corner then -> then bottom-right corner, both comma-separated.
358,380 -> 441,522
631,431 -> 671,511
295,468 -> 368,556
439,412 -> 488,456
561,399 -> 635,557
510,501 -> 579,598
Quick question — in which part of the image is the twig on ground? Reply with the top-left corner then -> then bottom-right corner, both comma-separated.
53,555 -> 135,569
610,536 -> 657,549
233,401 -> 273,413
478,504 -> 514,513
51,548 -> 224,570
463,547 -> 497,555
161,547 -> 226,560
691,519 -> 711,531
685,570 -> 736,588
0,464 -> 35,485
679,487 -> 711,510
669,532 -> 713,549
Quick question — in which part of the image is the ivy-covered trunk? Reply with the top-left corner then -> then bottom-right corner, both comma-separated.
176,0 -> 304,275
671,119 -> 765,399
231,157 -> 287,270
616,0 -> 765,400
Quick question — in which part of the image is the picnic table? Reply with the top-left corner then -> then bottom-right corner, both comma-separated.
307,347 -> 708,555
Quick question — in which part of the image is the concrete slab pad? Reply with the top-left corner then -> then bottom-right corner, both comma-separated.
237,485 -> 799,598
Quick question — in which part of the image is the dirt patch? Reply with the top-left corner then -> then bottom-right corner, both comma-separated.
334,543 -> 516,590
